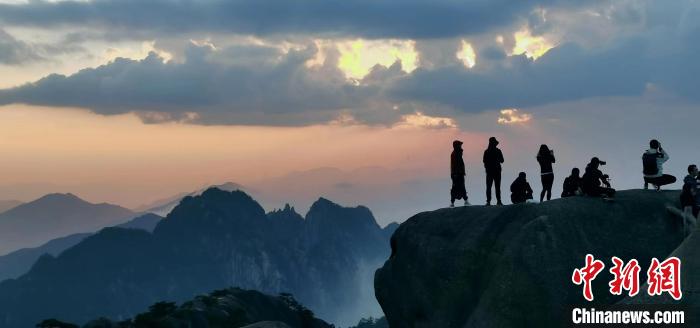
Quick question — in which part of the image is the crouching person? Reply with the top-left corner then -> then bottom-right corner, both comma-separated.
561,168 -> 583,198
510,172 -> 534,204
643,139 -> 676,190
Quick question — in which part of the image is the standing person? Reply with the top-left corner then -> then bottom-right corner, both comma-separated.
581,157 -> 616,198
536,144 -> 556,202
561,168 -> 582,197
510,172 -> 533,204
643,139 -> 676,190
483,137 -> 504,206
450,140 -> 469,207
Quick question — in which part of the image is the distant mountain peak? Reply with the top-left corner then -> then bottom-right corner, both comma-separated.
199,186 -> 253,200
305,197 -> 380,233
267,203 -> 303,223
158,187 -> 267,235
0,192 -> 135,255
309,197 -> 339,211
211,181 -> 246,191
35,192 -> 84,203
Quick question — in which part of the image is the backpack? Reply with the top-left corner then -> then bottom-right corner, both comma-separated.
642,152 -> 659,175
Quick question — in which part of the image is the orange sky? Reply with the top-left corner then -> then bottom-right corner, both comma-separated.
0,104 -> 490,208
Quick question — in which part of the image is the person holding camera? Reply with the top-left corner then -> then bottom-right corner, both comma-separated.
536,144 -> 556,202
642,139 -> 676,191
581,157 -> 616,198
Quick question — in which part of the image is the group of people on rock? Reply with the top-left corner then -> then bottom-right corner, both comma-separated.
449,137 -> 686,208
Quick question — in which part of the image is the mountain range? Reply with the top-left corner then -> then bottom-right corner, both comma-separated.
0,193 -> 136,255
134,182 -> 246,216
0,188 -> 396,327
0,213 -> 162,282
0,200 -> 22,214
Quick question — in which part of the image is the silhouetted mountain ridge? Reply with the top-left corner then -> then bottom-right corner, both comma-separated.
0,193 -> 136,255
0,213 -> 162,282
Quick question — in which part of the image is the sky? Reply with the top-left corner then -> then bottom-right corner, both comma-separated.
0,0 -> 698,224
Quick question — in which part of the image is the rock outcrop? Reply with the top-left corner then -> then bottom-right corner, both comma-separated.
375,190 -> 690,328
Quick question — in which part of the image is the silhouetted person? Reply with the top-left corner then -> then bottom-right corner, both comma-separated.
561,168 -> 583,197
643,139 -> 676,190
483,137 -> 504,205
681,164 -> 699,219
581,157 -> 615,198
510,172 -> 533,204
450,140 -> 469,207
536,144 -> 556,202
668,164 -> 699,235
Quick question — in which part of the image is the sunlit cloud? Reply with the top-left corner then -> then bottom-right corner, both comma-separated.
456,40 -> 476,68
104,41 -> 173,63
397,111 -> 457,129
329,112 -> 361,126
511,28 -> 554,59
497,108 -> 532,125
335,39 -> 417,80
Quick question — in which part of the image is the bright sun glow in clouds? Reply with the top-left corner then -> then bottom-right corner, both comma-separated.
497,108 -> 532,125
456,40 -> 477,68
512,28 -> 554,60
336,39 -> 418,80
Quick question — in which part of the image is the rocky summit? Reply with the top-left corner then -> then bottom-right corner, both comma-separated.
375,190 -> 693,328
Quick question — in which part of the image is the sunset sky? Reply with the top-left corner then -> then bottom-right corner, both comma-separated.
0,0 -> 698,224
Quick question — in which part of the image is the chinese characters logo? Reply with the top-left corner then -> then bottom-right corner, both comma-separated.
572,254 -> 681,301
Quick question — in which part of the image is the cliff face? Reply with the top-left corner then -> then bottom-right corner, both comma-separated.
375,190 -> 689,328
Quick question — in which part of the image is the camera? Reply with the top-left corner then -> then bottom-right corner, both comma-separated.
599,160 -> 606,165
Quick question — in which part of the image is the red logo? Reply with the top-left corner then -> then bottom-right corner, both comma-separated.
572,254 -> 606,301
647,257 -> 682,300
608,256 -> 640,297
572,255 -> 682,301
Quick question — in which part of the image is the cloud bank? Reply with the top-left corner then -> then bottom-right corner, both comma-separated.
0,1 -> 699,127
0,0 -> 589,39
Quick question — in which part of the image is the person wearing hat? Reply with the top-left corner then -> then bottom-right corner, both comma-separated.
581,157 -> 615,198
483,137 -> 504,205
451,140 -> 469,207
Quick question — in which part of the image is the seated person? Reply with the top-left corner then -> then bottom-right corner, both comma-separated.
581,157 -> 616,198
561,168 -> 582,197
643,139 -> 676,190
510,172 -> 534,204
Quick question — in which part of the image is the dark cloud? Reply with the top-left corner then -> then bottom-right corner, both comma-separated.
0,28 -> 87,66
0,42 -> 381,125
388,40 -> 652,113
0,33 -> 697,126
0,0 -> 593,40
0,29 -> 44,65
